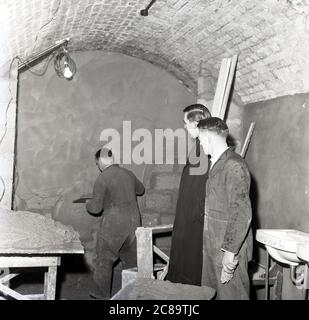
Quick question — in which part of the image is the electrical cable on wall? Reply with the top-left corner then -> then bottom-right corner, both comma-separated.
0,176 -> 5,202
0,57 -> 18,203
16,52 -> 56,77
1,0 -> 62,204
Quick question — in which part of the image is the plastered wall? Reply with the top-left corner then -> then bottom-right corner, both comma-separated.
244,92 -> 309,299
16,51 -> 195,266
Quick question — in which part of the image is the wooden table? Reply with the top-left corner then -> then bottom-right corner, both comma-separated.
0,244 -> 84,300
0,209 -> 84,300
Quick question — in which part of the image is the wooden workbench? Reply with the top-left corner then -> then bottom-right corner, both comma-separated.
0,208 -> 84,300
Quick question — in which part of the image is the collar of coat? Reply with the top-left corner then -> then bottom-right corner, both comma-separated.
209,147 -> 236,175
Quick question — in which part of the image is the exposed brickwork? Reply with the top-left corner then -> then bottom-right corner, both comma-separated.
1,0 -> 309,104
152,173 -> 182,190
141,212 -> 160,227
140,162 -> 183,256
145,191 -> 174,213
153,164 -> 174,173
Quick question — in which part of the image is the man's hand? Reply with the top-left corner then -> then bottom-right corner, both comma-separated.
221,268 -> 233,283
221,250 -> 238,284
222,251 -> 237,270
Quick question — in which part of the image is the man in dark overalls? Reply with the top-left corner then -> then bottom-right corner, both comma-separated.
198,117 -> 253,299
86,148 -> 145,299
167,104 -> 211,286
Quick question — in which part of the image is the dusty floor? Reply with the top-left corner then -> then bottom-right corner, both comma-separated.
1,255 -> 268,300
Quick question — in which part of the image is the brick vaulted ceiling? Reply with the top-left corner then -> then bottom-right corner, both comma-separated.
1,0 -> 309,104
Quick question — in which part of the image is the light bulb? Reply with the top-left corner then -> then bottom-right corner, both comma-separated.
63,62 -> 73,79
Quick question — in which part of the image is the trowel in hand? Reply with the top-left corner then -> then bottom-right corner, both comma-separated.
72,194 -> 92,203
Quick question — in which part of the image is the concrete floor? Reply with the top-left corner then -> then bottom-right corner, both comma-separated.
1,256 -> 269,300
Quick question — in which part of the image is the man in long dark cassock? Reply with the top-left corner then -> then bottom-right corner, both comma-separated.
166,104 -> 211,286
198,117 -> 253,299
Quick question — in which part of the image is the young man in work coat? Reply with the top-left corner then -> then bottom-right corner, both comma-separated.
198,117 -> 253,299
167,104 -> 211,286
86,148 -> 145,299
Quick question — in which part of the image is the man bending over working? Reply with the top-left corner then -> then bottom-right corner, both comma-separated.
86,148 -> 145,299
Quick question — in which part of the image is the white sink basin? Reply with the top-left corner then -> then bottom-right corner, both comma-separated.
256,229 -> 309,266
297,243 -> 309,263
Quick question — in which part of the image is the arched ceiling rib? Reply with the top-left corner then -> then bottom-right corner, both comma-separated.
1,0 -> 309,104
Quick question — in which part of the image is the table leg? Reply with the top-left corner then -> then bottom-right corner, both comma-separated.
0,282 -> 30,300
136,227 -> 154,279
44,266 -> 58,300
265,251 -> 270,300
304,264 -> 309,300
